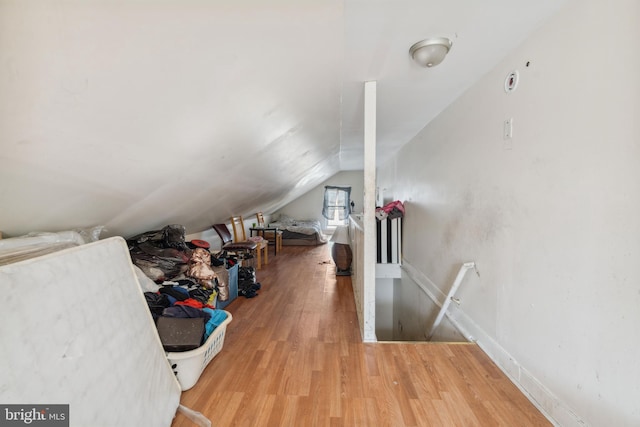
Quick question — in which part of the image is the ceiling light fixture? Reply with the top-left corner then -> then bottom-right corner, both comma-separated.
409,37 -> 453,68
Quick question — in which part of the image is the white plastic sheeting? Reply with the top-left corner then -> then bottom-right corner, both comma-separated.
0,227 -> 104,266
0,237 -> 182,426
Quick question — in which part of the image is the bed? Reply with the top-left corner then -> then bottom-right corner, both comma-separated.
269,215 -> 328,246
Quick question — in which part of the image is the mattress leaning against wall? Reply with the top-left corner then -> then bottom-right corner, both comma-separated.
0,237 -> 182,426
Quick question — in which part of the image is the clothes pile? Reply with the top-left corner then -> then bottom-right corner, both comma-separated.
211,249 -> 240,268
127,224 -> 230,300
144,278 -> 228,351
127,224 -> 230,351
375,200 -> 405,221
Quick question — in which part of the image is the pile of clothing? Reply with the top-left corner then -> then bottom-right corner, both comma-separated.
127,224 -> 230,300
211,249 -> 240,269
127,224 -> 231,351
375,200 -> 405,221
144,279 -> 227,349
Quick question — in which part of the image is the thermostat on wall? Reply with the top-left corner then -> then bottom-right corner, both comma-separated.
504,70 -> 519,93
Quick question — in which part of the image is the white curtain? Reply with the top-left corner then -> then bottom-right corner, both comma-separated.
322,186 -> 351,220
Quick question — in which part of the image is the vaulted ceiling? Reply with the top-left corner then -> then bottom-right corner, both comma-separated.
0,0 -> 566,238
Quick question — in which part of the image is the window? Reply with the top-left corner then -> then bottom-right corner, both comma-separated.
322,186 -> 351,227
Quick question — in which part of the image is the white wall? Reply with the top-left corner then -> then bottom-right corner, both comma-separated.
274,170 -> 364,227
377,1 -> 640,425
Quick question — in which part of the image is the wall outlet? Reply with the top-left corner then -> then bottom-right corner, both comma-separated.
503,118 -> 513,139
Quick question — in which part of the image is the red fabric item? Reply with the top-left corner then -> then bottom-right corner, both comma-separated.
174,298 -> 204,309
190,239 -> 210,249
381,200 -> 405,215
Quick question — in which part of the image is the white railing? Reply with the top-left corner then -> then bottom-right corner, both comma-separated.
426,262 -> 478,340
348,215 -> 366,338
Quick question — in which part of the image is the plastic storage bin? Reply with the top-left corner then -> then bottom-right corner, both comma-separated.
217,263 -> 238,309
165,310 -> 232,390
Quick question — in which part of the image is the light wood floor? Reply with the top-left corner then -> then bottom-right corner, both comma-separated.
171,244 -> 550,427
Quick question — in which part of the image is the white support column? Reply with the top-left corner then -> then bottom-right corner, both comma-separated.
362,81 -> 377,342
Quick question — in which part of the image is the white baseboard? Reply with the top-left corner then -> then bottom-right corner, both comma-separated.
401,260 -> 585,427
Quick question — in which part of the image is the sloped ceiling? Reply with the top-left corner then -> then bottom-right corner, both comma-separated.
0,0 -> 566,239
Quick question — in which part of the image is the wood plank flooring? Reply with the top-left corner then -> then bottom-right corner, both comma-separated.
171,244 -> 550,427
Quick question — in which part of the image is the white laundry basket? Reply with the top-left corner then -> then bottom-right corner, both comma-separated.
165,311 -> 232,390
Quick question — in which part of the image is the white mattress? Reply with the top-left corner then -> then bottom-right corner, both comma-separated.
270,219 -> 328,244
0,237 -> 181,427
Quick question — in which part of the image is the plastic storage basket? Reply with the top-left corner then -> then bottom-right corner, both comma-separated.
217,263 -> 238,309
165,310 -> 232,390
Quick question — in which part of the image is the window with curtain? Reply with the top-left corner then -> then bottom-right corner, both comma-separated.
322,186 -> 351,226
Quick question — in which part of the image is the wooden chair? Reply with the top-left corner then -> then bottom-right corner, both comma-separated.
231,215 -> 268,269
256,211 -> 283,253
211,223 -> 257,267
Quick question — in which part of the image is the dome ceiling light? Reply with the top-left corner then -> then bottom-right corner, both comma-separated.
409,37 -> 453,68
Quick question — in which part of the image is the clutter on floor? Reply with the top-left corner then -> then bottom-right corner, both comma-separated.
238,266 -> 261,298
126,224 -> 239,390
0,225 -> 235,422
